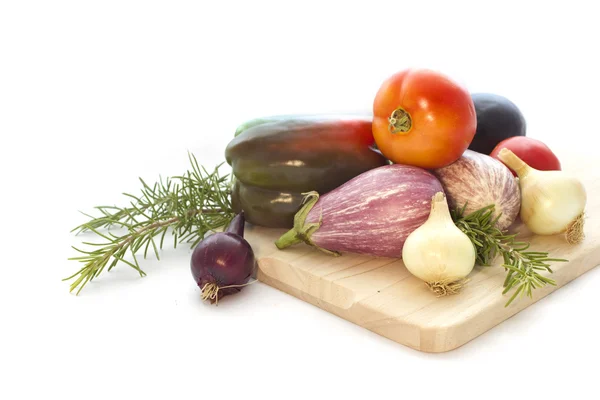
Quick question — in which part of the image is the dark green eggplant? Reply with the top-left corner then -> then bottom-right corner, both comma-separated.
226,115 -> 388,228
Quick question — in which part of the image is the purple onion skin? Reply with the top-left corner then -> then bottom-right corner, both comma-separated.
433,149 -> 520,231
225,212 -> 245,236
190,212 -> 256,303
305,164 -> 443,258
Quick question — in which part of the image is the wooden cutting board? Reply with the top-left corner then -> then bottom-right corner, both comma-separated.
244,150 -> 600,353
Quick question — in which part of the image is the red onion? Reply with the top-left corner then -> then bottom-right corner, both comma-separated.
275,164 -> 443,258
190,212 -> 256,304
432,149 -> 520,231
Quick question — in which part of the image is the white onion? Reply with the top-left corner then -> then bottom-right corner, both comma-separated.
402,192 -> 476,296
498,148 -> 586,244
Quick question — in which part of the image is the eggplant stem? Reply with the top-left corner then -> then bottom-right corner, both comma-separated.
274,191 -> 340,256
275,191 -> 319,250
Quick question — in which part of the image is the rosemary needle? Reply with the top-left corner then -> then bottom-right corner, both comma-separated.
451,204 -> 567,307
66,153 -> 235,294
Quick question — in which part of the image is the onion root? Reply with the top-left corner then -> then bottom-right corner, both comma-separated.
426,279 -> 469,297
566,212 -> 585,244
201,280 -> 258,305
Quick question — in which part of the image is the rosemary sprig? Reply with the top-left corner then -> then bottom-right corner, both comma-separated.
66,153 -> 235,294
452,204 -> 567,307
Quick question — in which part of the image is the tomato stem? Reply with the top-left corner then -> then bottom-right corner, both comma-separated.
388,107 -> 412,134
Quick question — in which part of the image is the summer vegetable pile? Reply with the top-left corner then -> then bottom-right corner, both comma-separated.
68,68 -> 587,307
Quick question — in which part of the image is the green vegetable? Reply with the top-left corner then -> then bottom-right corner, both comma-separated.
452,204 -> 566,306
66,154 -> 234,294
225,115 -> 388,228
233,114 -> 303,137
231,181 -> 305,229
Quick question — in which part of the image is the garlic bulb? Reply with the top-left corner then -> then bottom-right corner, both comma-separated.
402,192 -> 476,296
497,148 -> 586,244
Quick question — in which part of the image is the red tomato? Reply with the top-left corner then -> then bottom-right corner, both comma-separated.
490,136 -> 561,176
372,68 -> 477,169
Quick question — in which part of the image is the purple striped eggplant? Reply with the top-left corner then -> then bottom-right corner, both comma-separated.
274,164 -> 444,258
432,149 -> 520,231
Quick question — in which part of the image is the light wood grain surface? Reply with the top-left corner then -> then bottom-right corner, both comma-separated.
245,150 -> 600,352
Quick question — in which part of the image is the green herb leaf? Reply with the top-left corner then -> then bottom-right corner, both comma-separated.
65,155 -> 235,294
452,204 -> 566,307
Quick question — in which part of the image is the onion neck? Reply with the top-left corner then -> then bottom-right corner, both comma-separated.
428,192 -> 453,223
497,148 -> 532,178
225,212 -> 246,237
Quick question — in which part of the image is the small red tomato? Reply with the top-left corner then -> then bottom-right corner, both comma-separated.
490,136 -> 561,176
372,68 -> 477,169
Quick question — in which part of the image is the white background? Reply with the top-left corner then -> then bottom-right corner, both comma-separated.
1,1 -> 599,399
